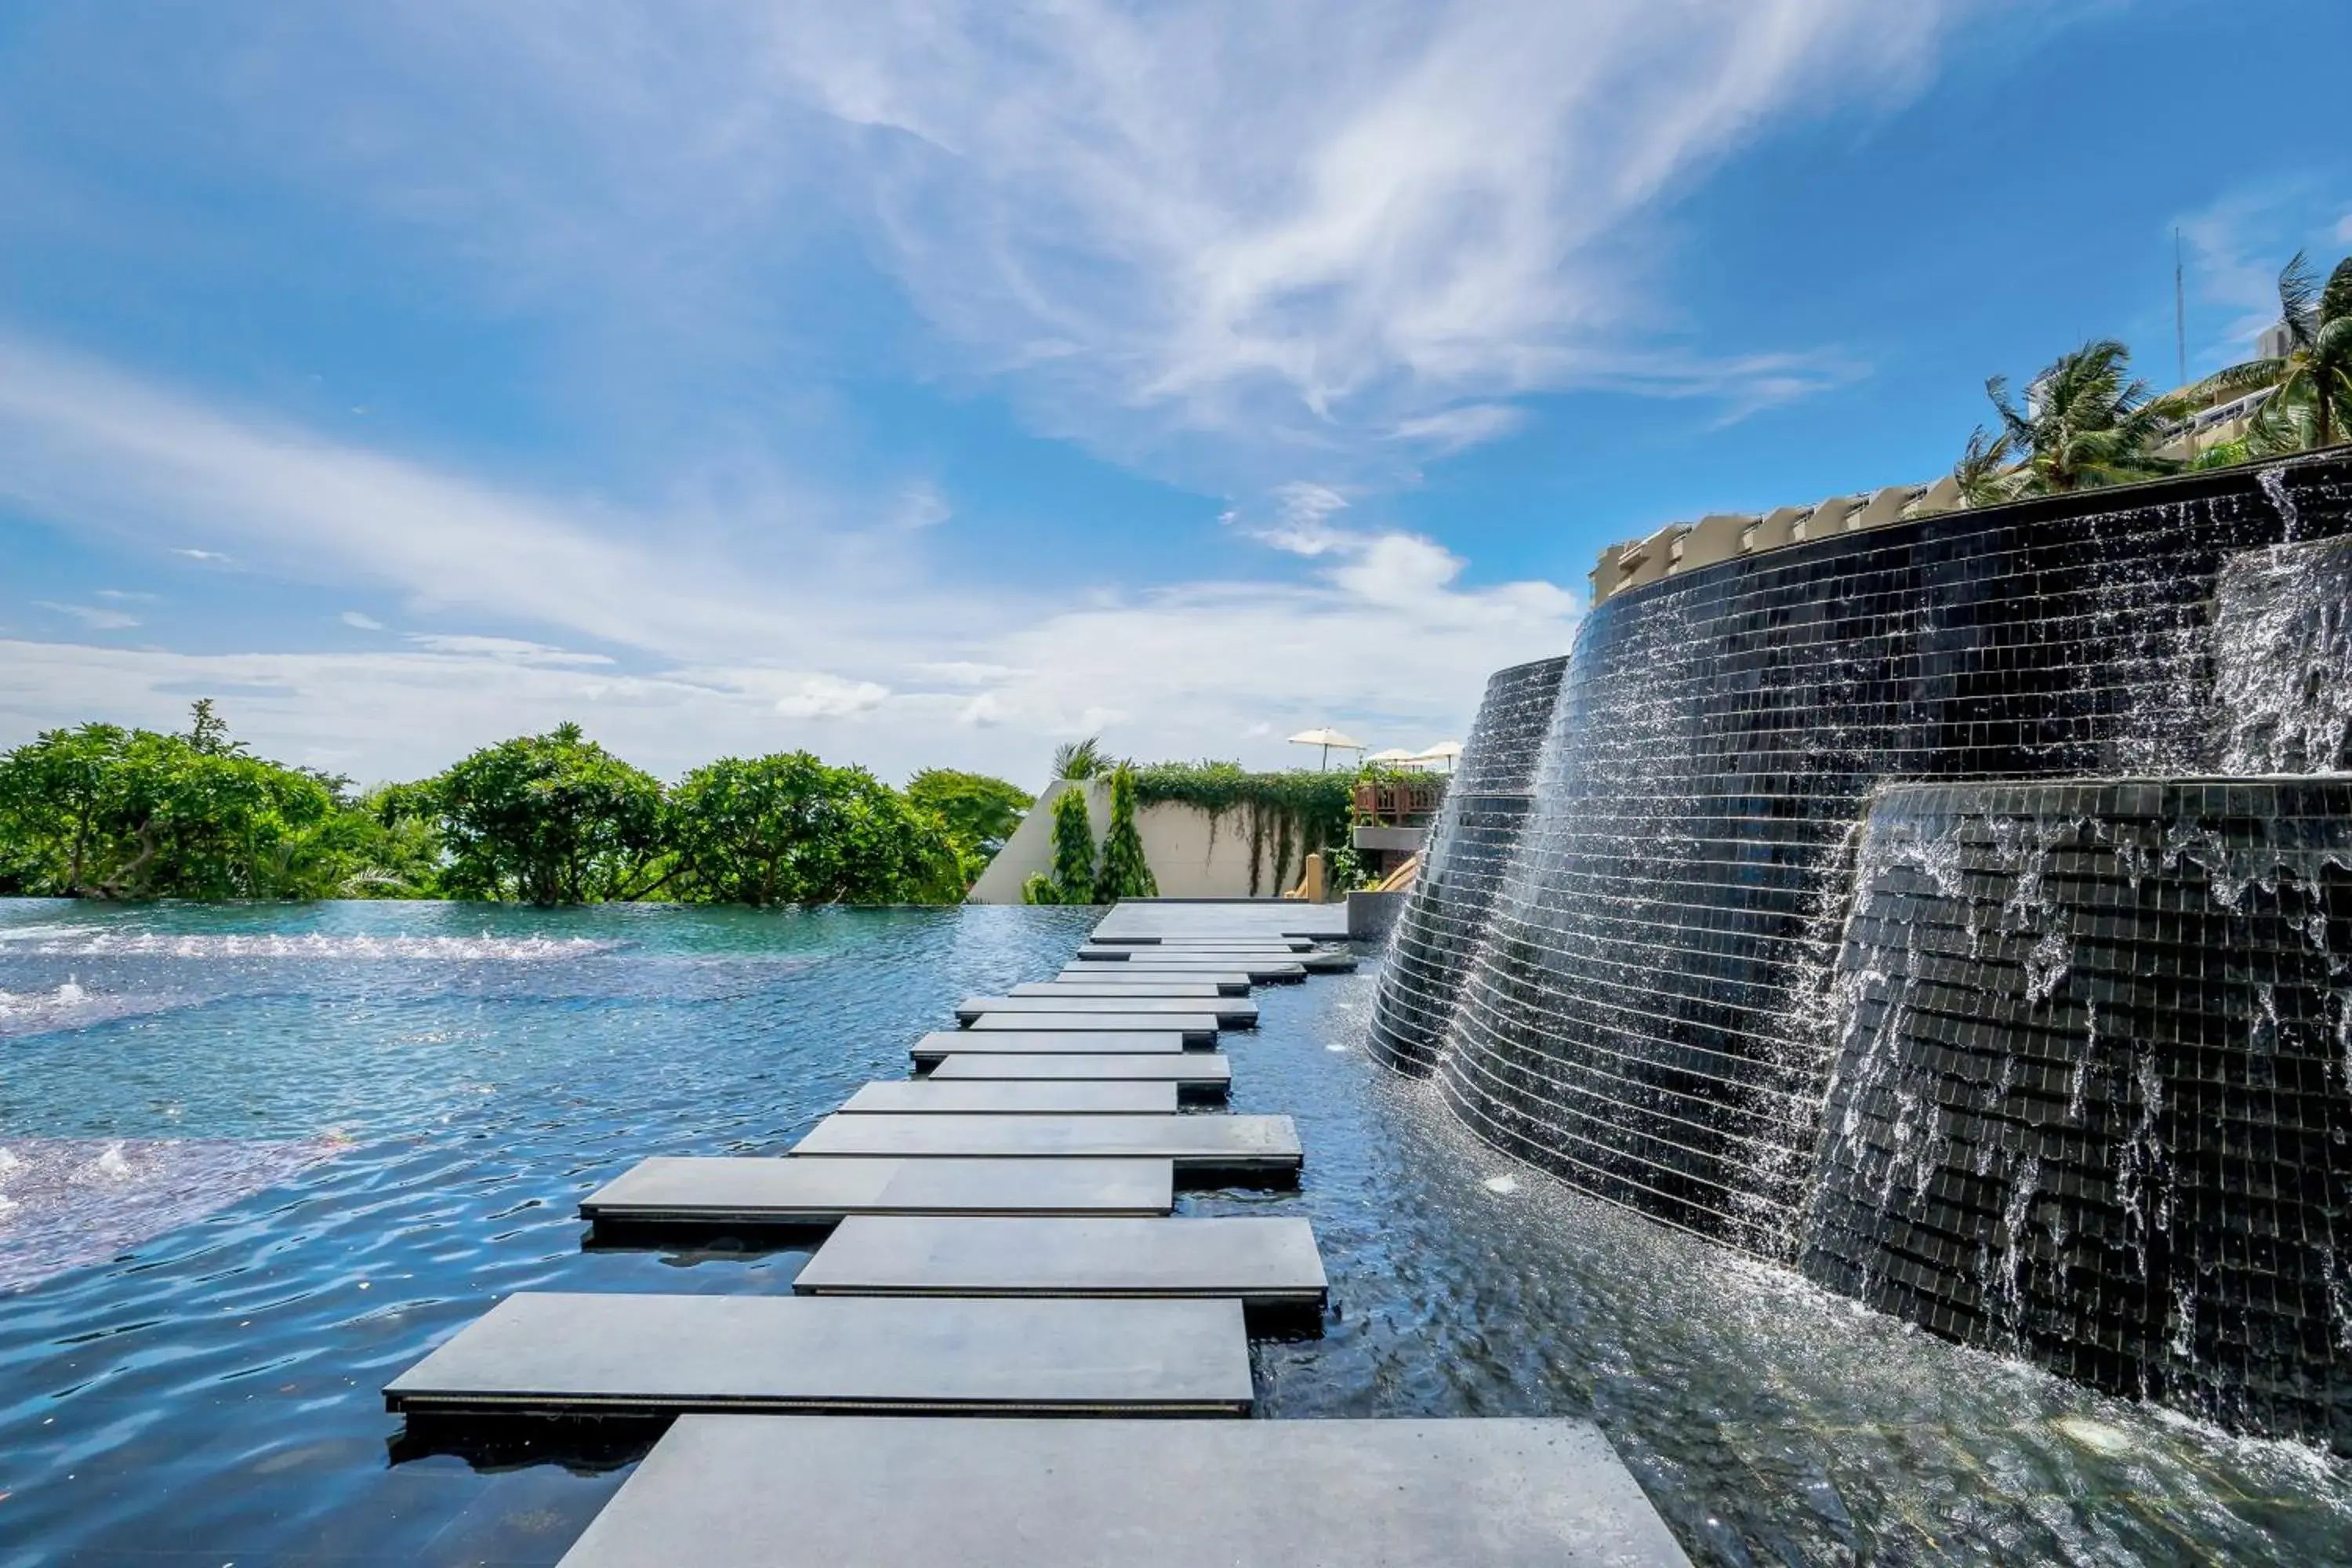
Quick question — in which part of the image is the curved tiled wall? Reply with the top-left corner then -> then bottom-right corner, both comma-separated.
1367,656 -> 1566,1075
1802,779 -> 2352,1450
1372,453 -> 2352,1257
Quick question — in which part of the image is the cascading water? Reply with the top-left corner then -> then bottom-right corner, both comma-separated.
2210,532 -> 2352,774
1367,449 -> 2352,1446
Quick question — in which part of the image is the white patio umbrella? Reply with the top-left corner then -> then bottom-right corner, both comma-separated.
1411,739 -> 1465,773
1287,726 -> 1366,770
1363,747 -> 1419,765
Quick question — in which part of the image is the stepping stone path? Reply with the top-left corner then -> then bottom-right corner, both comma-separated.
382,900 -> 1689,1566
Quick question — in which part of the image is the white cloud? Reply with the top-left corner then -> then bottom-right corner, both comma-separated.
0,329 -> 1577,787
2336,212 -> 2352,246
173,546 -> 228,562
405,633 -> 614,666
95,588 -> 159,602
772,673 -> 892,720
341,610 -> 385,630
98,2 -> 1973,488
37,601 -> 140,631
2176,187 -> 2352,372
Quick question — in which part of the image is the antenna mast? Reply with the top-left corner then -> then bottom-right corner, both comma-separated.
2174,227 -> 2187,387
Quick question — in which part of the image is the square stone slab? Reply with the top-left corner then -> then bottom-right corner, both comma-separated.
384,1294 -> 1251,1418
1079,946 -> 1354,972
796,1215 -> 1327,1308
958,995 -> 1258,1028
557,1416 -> 1692,1567
1091,935 -> 1311,950
840,1080 -> 1178,1116
1062,959 -> 1305,981
929,1053 -> 1231,1096
911,1031 -> 1188,1064
790,1113 -> 1301,1174
1091,901 -> 1350,939
971,1014 -> 1221,1046
579,1156 -> 1174,1225
1012,980 -> 1240,998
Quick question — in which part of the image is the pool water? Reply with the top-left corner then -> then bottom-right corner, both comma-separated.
1,900 -> 2346,1565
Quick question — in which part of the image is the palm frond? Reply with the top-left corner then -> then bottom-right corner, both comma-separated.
2190,358 -> 2289,404
2278,251 -> 2320,345
2320,256 -> 2352,329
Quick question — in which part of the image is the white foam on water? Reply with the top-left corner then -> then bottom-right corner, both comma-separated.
1483,1174 -> 1519,1195
27,932 -> 624,960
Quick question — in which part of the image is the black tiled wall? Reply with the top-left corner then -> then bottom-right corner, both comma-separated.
1802,779 -> 2352,1451
1364,453 -> 2352,1258
1368,656 -> 1566,1075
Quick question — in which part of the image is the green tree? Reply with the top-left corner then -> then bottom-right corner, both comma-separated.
2191,251 -> 2352,453
1977,339 -> 2187,495
667,752 -> 961,906
0,704 -> 407,898
1092,764 -> 1157,902
906,768 -> 1033,885
1047,783 -> 1097,903
1050,735 -> 1107,780
416,722 -> 666,903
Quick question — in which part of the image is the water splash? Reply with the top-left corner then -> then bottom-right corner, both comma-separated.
2209,535 -> 2352,775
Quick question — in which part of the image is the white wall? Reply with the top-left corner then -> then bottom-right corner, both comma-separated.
966,779 -> 1319,903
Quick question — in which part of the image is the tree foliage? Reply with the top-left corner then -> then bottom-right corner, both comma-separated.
0,704 -> 428,898
1092,764 -> 1157,902
1029,783 -> 1098,904
2191,251 -> 2352,453
1050,735 -> 1109,781
669,752 -> 961,906
906,768 -> 1032,885
397,722 -> 668,904
1972,339 -> 2188,498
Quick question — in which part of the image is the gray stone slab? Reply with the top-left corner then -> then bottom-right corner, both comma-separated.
580,1156 -> 1174,1225
1080,946 -> 1354,972
385,1293 -> 1251,1418
1091,899 -> 1352,941
911,1031 -> 1188,1064
1051,967 -> 1253,987
557,1416 -> 1692,1567
1063,958 -> 1305,981
970,1014 -> 1221,1046
840,1080 -> 1178,1116
930,1054 -> 1231,1094
797,1216 -> 1327,1308
1091,935 -> 1311,950
1012,980 -> 1240,998
959,995 -> 1258,1028
790,1113 -> 1301,1174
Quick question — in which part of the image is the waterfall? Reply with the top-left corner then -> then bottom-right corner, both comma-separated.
2210,533 -> 2352,775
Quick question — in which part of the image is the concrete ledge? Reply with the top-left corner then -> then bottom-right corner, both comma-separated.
794,1215 -> 1327,1308
557,1416 -> 1693,1566
911,1031 -> 1189,1064
971,1014 -> 1221,1046
580,1156 -> 1174,1225
1351,824 -> 1426,854
929,1054 -> 1231,1099
1347,887 -> 1406,941
789,1113 -> 1301,1175
385,1294 -> 1252,1419
959,995 -> 1258,1028
841,1080 -> 1177,1116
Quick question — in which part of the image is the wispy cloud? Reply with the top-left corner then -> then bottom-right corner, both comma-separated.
2176,184 -> 2352,372
111,2 -> 1974,488
37,601 -> 140,631
0,336 -> 1581,782
341,610 -> 385,630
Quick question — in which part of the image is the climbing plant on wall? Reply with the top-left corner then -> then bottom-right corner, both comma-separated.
1127,761 -> 1353,896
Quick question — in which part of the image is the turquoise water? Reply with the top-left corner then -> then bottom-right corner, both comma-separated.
1,899 -> 2347,1565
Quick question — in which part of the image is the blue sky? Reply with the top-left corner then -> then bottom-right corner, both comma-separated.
2,1 -> 2347,788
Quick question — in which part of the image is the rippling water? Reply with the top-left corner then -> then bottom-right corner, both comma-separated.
1,899 -> 2345,1566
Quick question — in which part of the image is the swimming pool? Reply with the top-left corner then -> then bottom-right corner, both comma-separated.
1,900 -> 2344,1564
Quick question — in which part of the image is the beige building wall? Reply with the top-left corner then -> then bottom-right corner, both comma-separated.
966,779 -> 1317,904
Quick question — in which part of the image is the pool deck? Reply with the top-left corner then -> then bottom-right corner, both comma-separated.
384,897 -> 1686,1564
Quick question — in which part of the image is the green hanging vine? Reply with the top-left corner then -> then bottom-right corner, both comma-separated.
1127,761 -> 1353,896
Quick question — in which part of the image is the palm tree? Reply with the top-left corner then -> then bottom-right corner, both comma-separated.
1951,425 -> 2017,506
1050,735 -> 1106,780
2190,252 -> 2352,453
1982,339 -> 2187,495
